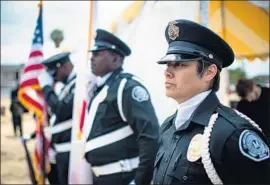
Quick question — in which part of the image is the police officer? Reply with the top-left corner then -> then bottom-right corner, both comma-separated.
37,52 -> 77,184
153,19 -> 270,184
84,29 -> 160,185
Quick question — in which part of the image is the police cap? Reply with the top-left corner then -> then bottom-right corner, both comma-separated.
158,19 -> 235,69
42,52 -> 71,70
90,29 -> 131,57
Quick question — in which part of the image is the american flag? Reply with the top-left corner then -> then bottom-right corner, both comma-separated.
18,1 -> 51,184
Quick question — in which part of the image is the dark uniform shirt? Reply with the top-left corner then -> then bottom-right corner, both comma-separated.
85,68 -> 159,185
153,92 -> 270,184
42,75 -> 76,148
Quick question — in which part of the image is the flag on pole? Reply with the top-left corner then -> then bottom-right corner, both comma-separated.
69,1 -> 98,184
18,1 -> 51,184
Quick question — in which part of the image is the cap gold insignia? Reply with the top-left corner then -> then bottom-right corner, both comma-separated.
187,134 -> 202,162
168,21 -> 179,40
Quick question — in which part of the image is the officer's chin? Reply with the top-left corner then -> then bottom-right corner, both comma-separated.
165,90 -> 175,99
91,67 -> 96,75
53,77 -> 60,83
91,69 -> 101,77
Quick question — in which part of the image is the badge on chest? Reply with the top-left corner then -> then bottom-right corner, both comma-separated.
187,134 -> 202,162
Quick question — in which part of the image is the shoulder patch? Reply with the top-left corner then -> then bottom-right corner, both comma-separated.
239,129 -> 269,162
131,86 -> 149,102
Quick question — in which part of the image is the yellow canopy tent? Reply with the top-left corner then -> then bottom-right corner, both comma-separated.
110,1 -> 146,35
199,1 -> 269,62
108,1 -> 268,108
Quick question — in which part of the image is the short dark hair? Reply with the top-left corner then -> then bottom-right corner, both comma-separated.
236,78 -> 254,98
196,60 -> 220,92
107,49 -> 124,62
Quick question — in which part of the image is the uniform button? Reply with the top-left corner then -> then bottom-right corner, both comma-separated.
172,135 -> 179,143
165,158 -> 168,163
182,176 -> 188,181
156,152 -> 160,157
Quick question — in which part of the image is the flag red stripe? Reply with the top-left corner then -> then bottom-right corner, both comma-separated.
24,64 -> 44,73
34,148 -> 41,164
79,100 -> 87,131
29,50 -> 43,58
22,93 -> 44,111
19,79 -> 39,89
18,3 -> 51,184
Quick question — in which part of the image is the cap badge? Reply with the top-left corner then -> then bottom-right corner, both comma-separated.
168,21 -> 179,40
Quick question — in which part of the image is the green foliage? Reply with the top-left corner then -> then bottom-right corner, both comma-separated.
228,68 -> 246,84
50,29 -> 64,48
252,75 -> 269,86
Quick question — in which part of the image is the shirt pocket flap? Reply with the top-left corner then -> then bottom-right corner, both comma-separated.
154,150 -> 165,167
168,166 -> 189,181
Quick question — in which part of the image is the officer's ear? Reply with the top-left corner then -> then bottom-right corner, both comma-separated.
203,64 -> 218,82
111,53 -> 122,68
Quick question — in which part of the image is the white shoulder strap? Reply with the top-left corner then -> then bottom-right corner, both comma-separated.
59,78 -> 76,100
117,78 -> 128,122
117,76 -> 146,122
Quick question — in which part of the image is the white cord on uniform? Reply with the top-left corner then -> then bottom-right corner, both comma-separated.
201,113 -> 223,184
200,109 -> 263,184
234,109 -> 262,132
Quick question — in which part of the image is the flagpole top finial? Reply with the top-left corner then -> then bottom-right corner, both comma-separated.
38,0 -> 43,8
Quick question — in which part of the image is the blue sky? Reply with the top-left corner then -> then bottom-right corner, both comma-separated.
1,1 -> 269,79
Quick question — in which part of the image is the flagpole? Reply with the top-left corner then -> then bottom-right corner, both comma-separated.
22,139 -> 38,185
41,127 -> 46,185
20,120 -> 37,185
18,0 -> 50,183
68,1 -> 97,184
87,1 -> 94,54
38,1 -> 46,184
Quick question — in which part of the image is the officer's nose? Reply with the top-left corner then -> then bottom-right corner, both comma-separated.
164,66 -> 174,79
90,56 -> 94,62
90,56 -> 96,66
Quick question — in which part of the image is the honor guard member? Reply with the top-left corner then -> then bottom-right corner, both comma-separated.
153,19 -> 270,184
84,29 -> 160,185
38,52 -> 77,184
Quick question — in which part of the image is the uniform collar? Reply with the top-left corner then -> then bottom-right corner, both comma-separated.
102,68 -> 124,87
162,91 -> 221,132
96,72 -> 113,87
175,90 -> 212,129
66,68 -> 76,83
188,91 -> 220,126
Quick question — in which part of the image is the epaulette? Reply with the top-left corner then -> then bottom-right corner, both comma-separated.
217,104 -> 252,129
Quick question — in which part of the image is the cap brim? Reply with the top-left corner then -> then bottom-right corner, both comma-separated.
89,46 -> 109,52
157,54 -> 202,64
